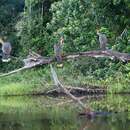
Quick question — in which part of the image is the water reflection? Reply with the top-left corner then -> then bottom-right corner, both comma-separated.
0,95 -> 129,130
79,112 -> 130,130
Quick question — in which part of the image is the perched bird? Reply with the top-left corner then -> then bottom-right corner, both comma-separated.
97,31 -> 108,51
54,36 -> 64,67
0,38 -> 12,62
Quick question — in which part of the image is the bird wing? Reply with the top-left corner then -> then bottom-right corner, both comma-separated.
102,34 -> 108,44
99,34 -> 108,44
2,42 -> 12,54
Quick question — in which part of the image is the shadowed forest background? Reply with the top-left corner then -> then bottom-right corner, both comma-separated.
0,0 -> 130,95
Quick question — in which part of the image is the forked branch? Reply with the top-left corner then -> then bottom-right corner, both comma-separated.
0,50 -> 130,77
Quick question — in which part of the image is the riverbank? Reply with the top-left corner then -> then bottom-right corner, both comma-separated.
0,64 -> 129,96
0,94 -> 129,130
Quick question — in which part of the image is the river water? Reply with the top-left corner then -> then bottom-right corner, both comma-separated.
0,95 -> 129,130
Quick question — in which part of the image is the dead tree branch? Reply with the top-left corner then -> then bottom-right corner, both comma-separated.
0,67 -> 27,77
66,50 -> 130,62
50,64 -> 88,110
0,50 -> 130,77
46,86 -> 106,96
0,53 -> 53,77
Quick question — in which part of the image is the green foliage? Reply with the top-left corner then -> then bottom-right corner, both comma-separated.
17,0 -> 130,57
47,0 -> 98,52
0,0 -> 24,36
16,0 -> 57,56
0,0 -> 130,93
112,28 -> 130,52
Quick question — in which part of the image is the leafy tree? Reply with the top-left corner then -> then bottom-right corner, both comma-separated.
0,0 -> 24,37
1,0 -> 130,77
0,0 -> 24,72
16,0 -> 58,56
47,0 -> 98,52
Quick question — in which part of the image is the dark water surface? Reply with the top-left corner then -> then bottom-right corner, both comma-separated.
0,95 -> 130,130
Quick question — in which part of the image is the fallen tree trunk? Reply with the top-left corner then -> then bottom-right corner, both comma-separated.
0,58 -> 53,77
50,64 -> 88,110
66,50 -> 130,62
46,86 -> 107,96
0,52 -> 53,77
0,50 -> 130,77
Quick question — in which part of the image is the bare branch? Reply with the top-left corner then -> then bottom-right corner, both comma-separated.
50,64 -> 87,110
0,67 -> 27,77
1,50 -> 130,77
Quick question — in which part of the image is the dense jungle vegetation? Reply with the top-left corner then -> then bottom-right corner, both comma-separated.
0,0 -> 130,95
